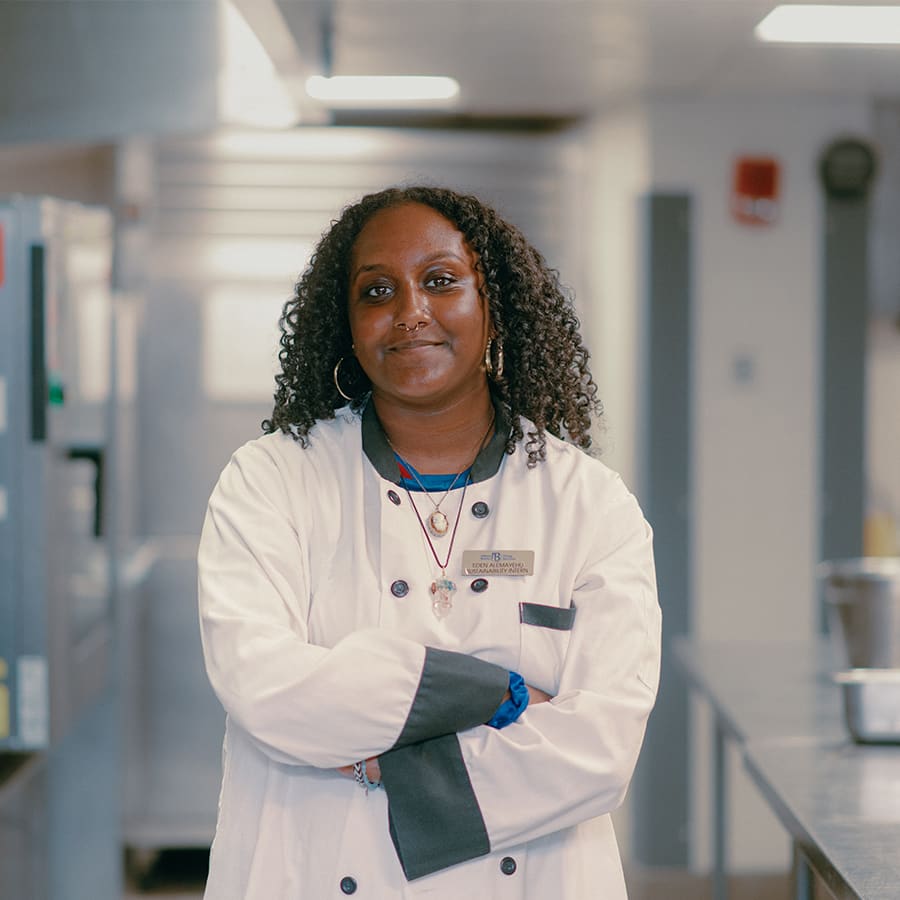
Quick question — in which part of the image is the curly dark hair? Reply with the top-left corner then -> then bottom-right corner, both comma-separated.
262,185 -> 601,466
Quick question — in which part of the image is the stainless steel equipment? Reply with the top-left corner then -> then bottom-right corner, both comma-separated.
833,669 -> 900,744
821,558 -> 900,744
0,195 -> 121,899
0,195 -> 115,751
821,557 -> 900,668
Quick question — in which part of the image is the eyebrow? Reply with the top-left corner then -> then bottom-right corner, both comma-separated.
350,251 -> 468,283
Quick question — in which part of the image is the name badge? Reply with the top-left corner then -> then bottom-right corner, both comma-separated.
462,550 -> 534,576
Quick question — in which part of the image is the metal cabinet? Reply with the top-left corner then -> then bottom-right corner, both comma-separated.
0,195 -> 121,898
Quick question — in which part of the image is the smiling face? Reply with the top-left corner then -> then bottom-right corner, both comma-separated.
347,202 -> 492,411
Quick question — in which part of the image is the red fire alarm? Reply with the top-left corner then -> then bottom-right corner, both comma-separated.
731,156 -> 780,226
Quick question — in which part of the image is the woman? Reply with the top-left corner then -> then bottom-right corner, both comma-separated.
198,186 -> 661,899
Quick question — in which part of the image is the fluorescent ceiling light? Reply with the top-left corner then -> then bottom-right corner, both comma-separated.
756,5 -> 900,44
305,75 -> 460,108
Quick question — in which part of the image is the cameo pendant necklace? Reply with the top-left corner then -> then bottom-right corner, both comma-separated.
398,464 -> 468,538
387,411 -> 494,539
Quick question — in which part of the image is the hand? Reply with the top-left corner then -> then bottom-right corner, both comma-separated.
500,683 -> 553,705
336,757 -> 381,783
527,684 -> 552,705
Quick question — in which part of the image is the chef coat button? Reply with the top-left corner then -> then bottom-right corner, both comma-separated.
390,579 -> 409,598
387,489 -> 401,505
500,856 -> 517,876
471,500 -> 490,519
340,875 -> 358,894
471,578 -> 489,593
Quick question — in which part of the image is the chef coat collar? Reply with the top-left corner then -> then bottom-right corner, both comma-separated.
361,395 -> 511,486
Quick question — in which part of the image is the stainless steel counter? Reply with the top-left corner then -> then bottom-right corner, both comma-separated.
745,741 -> 900,899
673,638 -> 900,900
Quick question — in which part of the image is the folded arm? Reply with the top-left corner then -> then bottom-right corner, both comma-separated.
377,485 -> 662,879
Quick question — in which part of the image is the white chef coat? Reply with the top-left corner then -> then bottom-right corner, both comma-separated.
198,401 -> 661,899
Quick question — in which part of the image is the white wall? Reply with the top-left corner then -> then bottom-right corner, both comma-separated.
650,97 -> 873,646
648,97 -> 873,872
582,96 -> 875,873
578,109 -> 652,491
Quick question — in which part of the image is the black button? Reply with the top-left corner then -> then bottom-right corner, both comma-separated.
340,875 -> 357,894
471,501 -> 489,519
390,579 -> 409,598
500,856 -> 517,876
471,578 -> 489,593
387,489 -> 401,505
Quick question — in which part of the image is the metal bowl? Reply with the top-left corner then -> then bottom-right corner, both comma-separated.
833,669 -> 900,744
820,557 -> 900,669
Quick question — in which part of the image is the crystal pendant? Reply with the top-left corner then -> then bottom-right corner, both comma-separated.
430,577 -> 456,619
428,509 -> 450,537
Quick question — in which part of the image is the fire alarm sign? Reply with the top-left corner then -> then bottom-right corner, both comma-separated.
731,156 -> 780,226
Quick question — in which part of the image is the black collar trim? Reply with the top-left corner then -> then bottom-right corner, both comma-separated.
361,397 -> 511,485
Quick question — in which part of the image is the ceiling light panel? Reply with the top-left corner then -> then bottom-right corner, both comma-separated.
756,5 -> 900,44
305,75 -> 460,107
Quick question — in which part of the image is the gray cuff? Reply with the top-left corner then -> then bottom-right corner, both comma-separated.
380,733 -> 490,880
392,647 -> 508,749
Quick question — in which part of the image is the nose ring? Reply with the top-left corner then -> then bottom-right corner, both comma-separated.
396,321 -> 426,332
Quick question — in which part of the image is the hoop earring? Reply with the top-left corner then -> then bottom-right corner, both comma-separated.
334,356 -> 359,401
484,338 -> 504,380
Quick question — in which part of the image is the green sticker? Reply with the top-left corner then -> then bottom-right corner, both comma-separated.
49,373 -> 65,406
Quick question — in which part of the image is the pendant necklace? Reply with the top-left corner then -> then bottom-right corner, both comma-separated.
387,411 -> 496,619
397,464 -> 468,538
405,479 -> 469,619
386,411 -> 495,539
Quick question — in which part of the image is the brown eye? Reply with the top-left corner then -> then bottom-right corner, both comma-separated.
363,284 -> 392,299
426,274 -> 456,289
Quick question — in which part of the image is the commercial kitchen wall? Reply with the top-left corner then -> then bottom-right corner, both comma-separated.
581,95 -> 877,872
